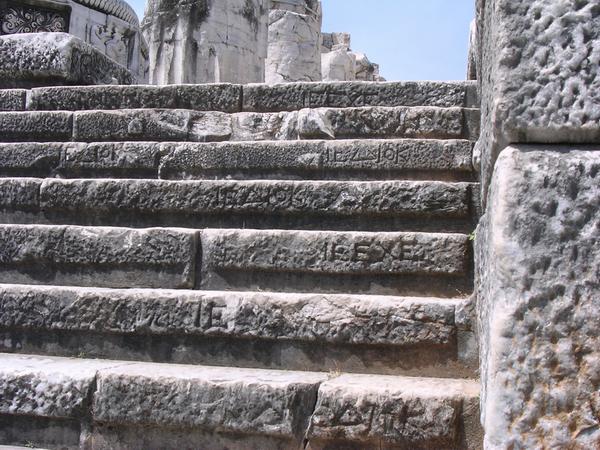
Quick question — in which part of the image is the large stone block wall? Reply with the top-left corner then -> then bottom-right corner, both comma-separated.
475,0 -> 600,200
475,1 -> 600,448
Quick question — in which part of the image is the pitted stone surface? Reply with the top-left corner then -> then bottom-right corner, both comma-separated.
477,146 -> 600,449
0,90 -> 26,111
36,178 -> 469,219
93,362 -> 326,438
297,107 -> 478,140
159,139 -> 474,179
0,33 -> 134,88
0,353 -> 119,419
202,229 -> 469,276
73,109 -> 232,142
0,284 -> 462,348
28,84 -> 242,113
308,374 -> 480,448
0,112 -> 72,142
0,225 -> 197,289
243,81 -> 478,111
0,178 -> 40,213
477,0 -> 600,197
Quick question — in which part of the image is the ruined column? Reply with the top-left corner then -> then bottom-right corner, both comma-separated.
266,0 -> 322,83
142,0 -> 269,85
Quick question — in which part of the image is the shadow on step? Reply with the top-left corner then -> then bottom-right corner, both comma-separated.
0,329 -> 477,379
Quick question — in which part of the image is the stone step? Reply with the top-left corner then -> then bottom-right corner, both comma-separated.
0,139 -> 474,182
0,225 -> 470,295
14,81 -> 477,113
0,353 -> 482,450
200,229 -> 472,296
0,106 -> 479,143
0,178 -> 477,232
0,284 -> 477,377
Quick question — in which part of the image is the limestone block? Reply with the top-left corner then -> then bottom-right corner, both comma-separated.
37,178 -> 470,219
231,111 -> 298,141
307,374 -> 481,449
0,284 -> 461,348
59,142 -> 164,177
0,32 -> 134,88
0,225 -> 198,288
0,353 -> 117,419
201,229 -> 469,276
476,146 -> 600,449
476,0 -> 600,198
0,111 -> 73,142
297,107 -> 478,140
73,109 -> 232,142
321,48 -> 356,82
28,84 -> 242,112
142,0 -> 269,84
0,143 -> 62,176
93,362 -> 327,439
266,8 -> 322,83
0,178 -> 40,214
242,81 -> 478,112
158,139 -> 474,179
0,90 -> 26,111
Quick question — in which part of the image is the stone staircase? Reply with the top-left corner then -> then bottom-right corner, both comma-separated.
0,81 -> 482,449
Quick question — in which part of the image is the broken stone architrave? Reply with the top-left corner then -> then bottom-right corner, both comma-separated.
321,32 -> 386,82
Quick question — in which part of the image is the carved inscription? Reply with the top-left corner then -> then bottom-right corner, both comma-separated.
0,3 -> 69,35
206,231 -> 467,275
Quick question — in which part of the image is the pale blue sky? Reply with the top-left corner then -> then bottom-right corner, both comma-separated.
130,0 -> 475,81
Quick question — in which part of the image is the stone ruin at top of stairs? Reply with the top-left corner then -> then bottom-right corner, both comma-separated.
0,0 -> 598,449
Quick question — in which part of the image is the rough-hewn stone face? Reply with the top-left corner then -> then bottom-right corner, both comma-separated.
28,84 -> 242,112
243,81 -> 478,111
266,2 -> 322,83
476,0 -> 600,199
142,0 -> 269,84
0,90 -> 26,111
0,284 -> 462,348
0,225 -> 198,288
0,32 -> 135,88
476,146 -> 600,449
93,363 -> 326,438
308,374 -> 480,449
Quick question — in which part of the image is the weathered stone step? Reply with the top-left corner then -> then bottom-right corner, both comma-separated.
0,225 -> 470,295
0,284 -> 477,377
5,81 -> 477,113
0,106 -> 479,143
0,353 -> 482,450
0,139 -> 474,182
200,229 -> 472,296
0,178 -> 476,232
0,224 -> 198,289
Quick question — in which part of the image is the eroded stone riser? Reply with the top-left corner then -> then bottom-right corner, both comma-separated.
0,354 -> 482,450
0,285 -> 477,378
0,177 -> 478,233
0,225 -> 471,296
0,140 -> 475,182
0,107 -> 479,143
0,81 -> 477,113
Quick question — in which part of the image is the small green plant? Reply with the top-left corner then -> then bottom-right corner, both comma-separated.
468,231 -> 477,242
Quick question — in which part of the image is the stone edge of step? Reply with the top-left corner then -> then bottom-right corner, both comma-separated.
0,352 -> 481,448
0,283 -> 470,349
0,81 -> 479,113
